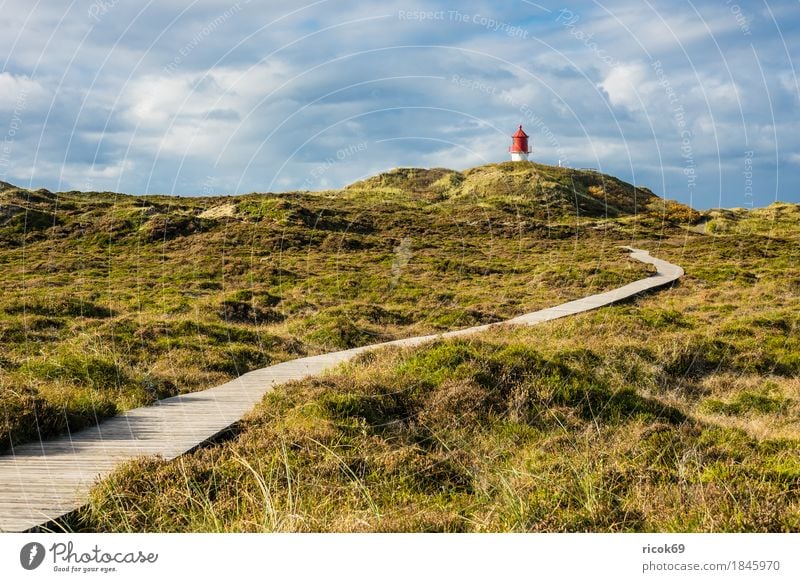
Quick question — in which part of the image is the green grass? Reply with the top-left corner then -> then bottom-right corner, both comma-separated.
7,161 -> 800,532
65,323 -> 799,532
0,163 -> 667,450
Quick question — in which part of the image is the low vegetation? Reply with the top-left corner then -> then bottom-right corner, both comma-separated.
43,167 -> 800,532
1,163 -> 670,450
7,164 -> 797,532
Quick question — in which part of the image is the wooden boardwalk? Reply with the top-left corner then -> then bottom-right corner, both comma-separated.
0,247 -> 682,532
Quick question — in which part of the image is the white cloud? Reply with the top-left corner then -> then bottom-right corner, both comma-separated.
119,59 -> 290,157
598,63 -> 647,110
0,73 -> 45,111
0,0 -> 794,208
689,77 -> 740,107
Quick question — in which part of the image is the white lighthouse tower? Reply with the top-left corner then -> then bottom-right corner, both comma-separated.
509,125 -> 532,162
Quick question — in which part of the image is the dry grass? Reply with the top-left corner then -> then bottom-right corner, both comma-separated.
9,163 -> 797,532
61,202 -> 800,532
0,164 -> 665,450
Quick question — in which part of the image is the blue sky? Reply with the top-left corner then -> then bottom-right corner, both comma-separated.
0,0 -> 797,208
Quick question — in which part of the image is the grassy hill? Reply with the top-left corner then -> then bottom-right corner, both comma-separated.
6,162 -> 798,532
347,162 -> 700,223
59,199 -> 800,533
0,162 -> 685,452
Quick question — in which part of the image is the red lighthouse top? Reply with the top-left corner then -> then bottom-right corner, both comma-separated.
509,125 -> 531,153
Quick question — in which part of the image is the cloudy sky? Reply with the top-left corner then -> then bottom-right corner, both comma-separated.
0,0 -> 796,208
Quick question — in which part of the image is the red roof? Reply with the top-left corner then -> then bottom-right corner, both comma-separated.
512,125 -> 529,138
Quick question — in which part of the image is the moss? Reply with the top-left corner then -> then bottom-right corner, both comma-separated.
703,390 -> 788,416
662,336 -> 734,378
21,354 -> 127,389
3,296 -> 113,318
638,308 -> 693,329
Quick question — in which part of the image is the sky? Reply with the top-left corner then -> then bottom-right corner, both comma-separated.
0,0 -> 797,209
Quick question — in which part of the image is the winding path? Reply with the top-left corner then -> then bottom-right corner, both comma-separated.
0,247 -> 683,532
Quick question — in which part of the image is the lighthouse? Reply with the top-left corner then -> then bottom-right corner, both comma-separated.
509,125 -> 531,162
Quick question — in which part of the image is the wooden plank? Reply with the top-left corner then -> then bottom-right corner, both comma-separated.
0,247 -> 682,532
